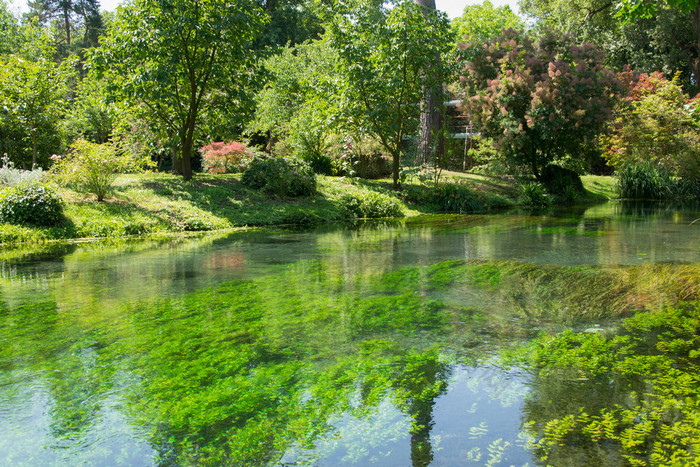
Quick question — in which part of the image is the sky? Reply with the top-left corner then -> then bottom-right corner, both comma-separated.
8,0 -> 520,19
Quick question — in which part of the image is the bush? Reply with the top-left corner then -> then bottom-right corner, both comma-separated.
51,140 -> 138,201
616,163 -> 675,199
200,141 -> 252,174
305,154 -> 334,175
241,157 -> 316,197
405,183 -> 486,213
540,165 -> 584,196
602,73 -> 700,181
339,191 -> 404,218
0,183 -> 63,226
518,181 -> 552,207
0,155 -> 44,187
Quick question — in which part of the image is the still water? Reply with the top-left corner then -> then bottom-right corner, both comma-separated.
0,202 -> 698,465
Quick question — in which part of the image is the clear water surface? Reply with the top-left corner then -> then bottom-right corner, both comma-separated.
0,201 -> 698,465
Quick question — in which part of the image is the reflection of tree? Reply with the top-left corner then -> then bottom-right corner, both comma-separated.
392,353 -> 450,466
0,299 -> 114,443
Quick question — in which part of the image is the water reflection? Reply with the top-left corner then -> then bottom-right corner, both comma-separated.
0,201 -> 698,465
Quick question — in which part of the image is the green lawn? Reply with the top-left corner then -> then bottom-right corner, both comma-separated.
0,172 -> 618,245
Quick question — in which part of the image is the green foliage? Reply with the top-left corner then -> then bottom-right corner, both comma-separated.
0,49 -> 75,169
92,0 -> 265,180
51,140 -> 139,201
517,181 -> 552,207
520,0 -> 698,92
451,0 -> 523,50
339,190 -> 403,219
0,182 -> 63,226
64,75 -> 114,144
602,73 -> 700,181
540,164 -> 584,196
461,30 -> 621,180
430,183 -> 484,213
0,155 -> 44,187
242,157 -> 316,197
327,0 -> 452,188
509,300 -> 700,465
615,162 -> 676,199
404,181 -> 511,213
249,41 -> 339,166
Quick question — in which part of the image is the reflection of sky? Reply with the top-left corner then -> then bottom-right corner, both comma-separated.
8,0 -> 521,18
281,363 -> 533,465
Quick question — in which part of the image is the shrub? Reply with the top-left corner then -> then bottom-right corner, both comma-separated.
518,181 -> 552,207
0,155 -> 44,187
200,141 -> 252,174
616,163 -> 675,199
540,165 -> 584,196
51,140 -> 137,201
339,191 -> 404,218
241,157 -> 316,197
0,183 -> 63,226
602,73 -> 700,181
405,183 -> 486,213
305,154 -> 333,175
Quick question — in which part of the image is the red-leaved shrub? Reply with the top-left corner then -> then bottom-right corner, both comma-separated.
200,141 -> 251,174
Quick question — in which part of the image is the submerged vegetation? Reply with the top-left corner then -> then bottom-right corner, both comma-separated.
2,218 -> 699,463
507,300 -> 700,465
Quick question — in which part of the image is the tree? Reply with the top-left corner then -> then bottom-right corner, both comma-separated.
451,0 -> 523,47
0,0 -> 20,55
615,0 -> 700,87
601,71 -> 700,180
520,0 -> 699,92
252,0 -> 323,49
248,40 -> 339,162
328,0 -> 451,189
0,40 -> 75,168
461,29 -> 621,180
92,0 -> 265,180
413,0 -> 445,166
25,0 -> 103,53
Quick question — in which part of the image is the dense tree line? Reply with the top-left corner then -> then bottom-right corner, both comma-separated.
0,0 -> 698,186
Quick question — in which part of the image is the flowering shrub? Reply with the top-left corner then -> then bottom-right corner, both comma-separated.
601,72 -> 700,181
51,140 -> 135,201
0,182 -> 63,226
200,141 -> 252,174
241,157 -> 316,197
461,30 -> 621,179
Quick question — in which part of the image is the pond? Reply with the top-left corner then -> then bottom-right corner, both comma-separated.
1,201 -> 699,465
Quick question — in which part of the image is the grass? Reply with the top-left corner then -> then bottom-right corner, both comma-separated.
0,171 -> 618,245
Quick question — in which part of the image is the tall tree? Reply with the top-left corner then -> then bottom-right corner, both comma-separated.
328,0 -> 451,189
615,0 -> 700,87
413,0 -> 444,165
0,48 -> 75,168
520,0 -> 700,91
451,0 -> 523,46
92,0 -> 265,180
25,0 -> 103,51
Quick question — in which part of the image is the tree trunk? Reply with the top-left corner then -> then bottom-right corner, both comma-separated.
392,151 -> 401,190
691,4 -> 700,87
63,6 -> 71,46
31,128 -> 37,168
413,0 -> 443,166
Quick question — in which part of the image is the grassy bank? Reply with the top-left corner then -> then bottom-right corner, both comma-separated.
0,172 -> 616,245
